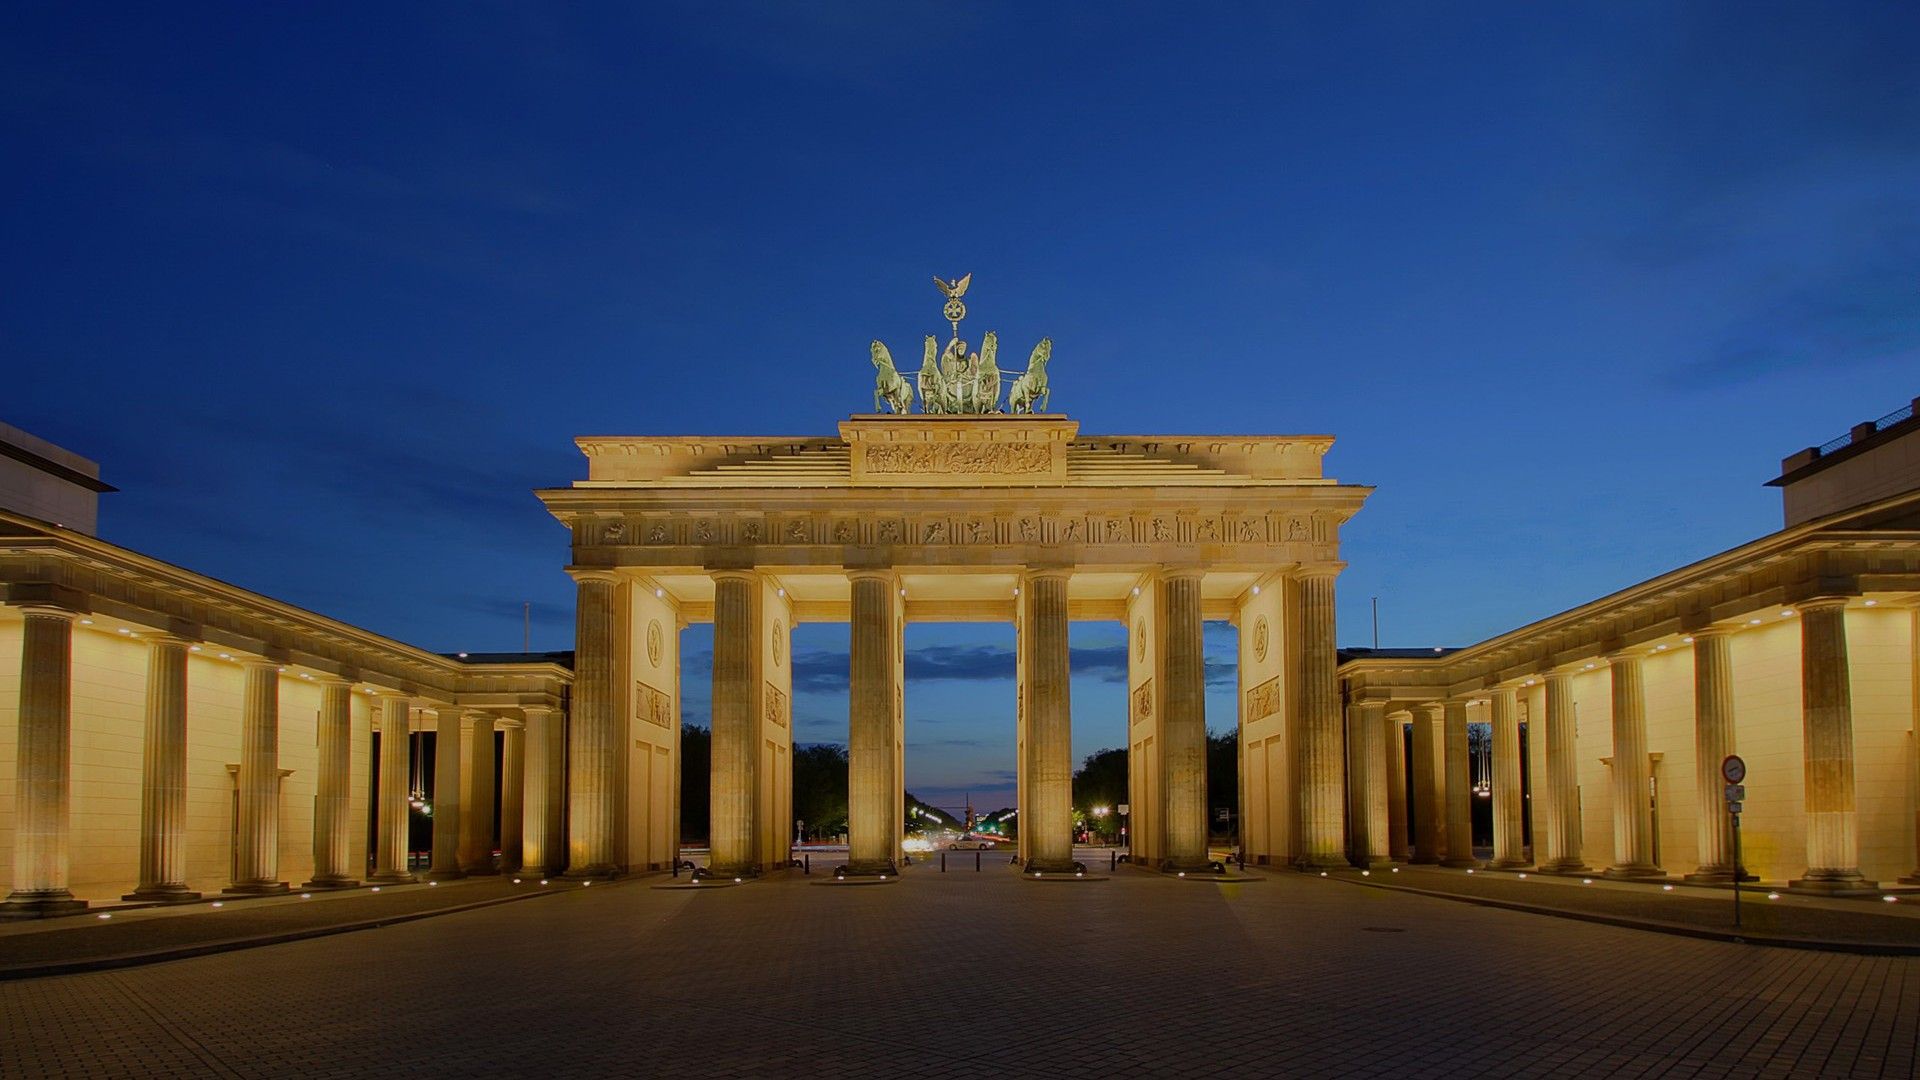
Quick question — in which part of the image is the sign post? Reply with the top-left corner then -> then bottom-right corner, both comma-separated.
1722,755 -> 1747,929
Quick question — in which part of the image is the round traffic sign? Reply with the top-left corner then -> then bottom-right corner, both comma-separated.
1721,754 -> 1746,784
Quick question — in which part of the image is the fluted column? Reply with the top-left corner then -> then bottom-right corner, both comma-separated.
1295,567 -> 1346,870
461,712 -> 498,874
428,706 -> 465,879
1022,568 -> 1076,873
1384,710 -> 1409,859
1410,703 -> 1441,864
127,634 -> 199,900
3,606 -> 85,916
1688,630 -> 1739,882
368,694 -> 415,883
1604,653 -> 1661,878
500,722 -> 525,873
1441,699 -> 1477,868
1348,700 -> 1391,866
1489,688 -> 1527,868
567,570 -> 620,878
520,705 -> 563,876
303,676 -> 357,889
709,570 -> 758,876
1160,568 -> 1208,871
847,570 -> 899,875
227,660 -> 288,894
1539,670 -> 1587,872
1792,599 -> 1876,892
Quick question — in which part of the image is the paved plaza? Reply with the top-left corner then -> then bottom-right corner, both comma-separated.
5,866 -> 1919,1079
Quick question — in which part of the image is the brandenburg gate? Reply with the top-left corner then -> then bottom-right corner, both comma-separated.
536,277 -> 1372,878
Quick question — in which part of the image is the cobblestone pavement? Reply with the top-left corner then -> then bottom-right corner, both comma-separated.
4,865 -> 1918,1079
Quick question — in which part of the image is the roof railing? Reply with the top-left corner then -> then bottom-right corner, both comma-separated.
1808,398 -> 1919,461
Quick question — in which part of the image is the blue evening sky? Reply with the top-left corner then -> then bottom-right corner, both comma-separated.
5,4 -> 1916,809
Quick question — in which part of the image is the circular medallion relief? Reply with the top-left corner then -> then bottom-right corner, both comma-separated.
1253,616 -> 1269,663
646,620 -> 663,667
1134,617 -> 1147,662
772,619 -> 785,666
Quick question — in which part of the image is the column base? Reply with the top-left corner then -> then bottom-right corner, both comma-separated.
223,881 -> 291,896
1023,858 -> 1085,875
1603,865 -> 1667,881
301,877 -> 360,891
1683,867 -> 1758,884
122,886 -> 202,903
0,890 -> 87,919
1788,872 -> 1879,896
366,869 -> 417,885
1537,859 -> 1590,874
837,860 -> 898,878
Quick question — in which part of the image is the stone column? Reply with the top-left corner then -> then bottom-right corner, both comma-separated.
1441,699 -> 1477,868
1295,567 -> 1347,870
2,606 -> 85,917
847,570 -> 899,875
1605,653 -> 1661,878
368,694 -> 415,883
709,570 -> 758,876
1792,599 -> 1876,893
500,722 -> 525,873
227,660 -> 288,894
1021,568 -> 1076,873
1410,703 -> 1442,864
428,706 -> 465,879
303,676 -> 357,889
127,634 -> 200,901
1489,688 -> 1528,868
1384,710 -> 1409,859
1348,700 -> 1391,866
461,712 -> 498,874
566,570 -> 620,878
520,705 -> 563,876
1687,630 -> 1739,882
1539,670 -> 1587,872
1160,568 -> 1208,871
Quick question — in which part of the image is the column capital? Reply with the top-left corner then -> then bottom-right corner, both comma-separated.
4,583 -> 90,616
1797,595 -> 1853,612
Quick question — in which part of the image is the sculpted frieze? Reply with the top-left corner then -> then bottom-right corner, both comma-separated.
635,681 -> 673,728
1247,676 -> 1280,720
863,442 -> 1050,475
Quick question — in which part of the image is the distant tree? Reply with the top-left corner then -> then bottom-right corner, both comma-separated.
680,724 -> 710,843
1073,747 -> 1128,841
1207,730 -> 1238,839
792,743 -> 849,840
